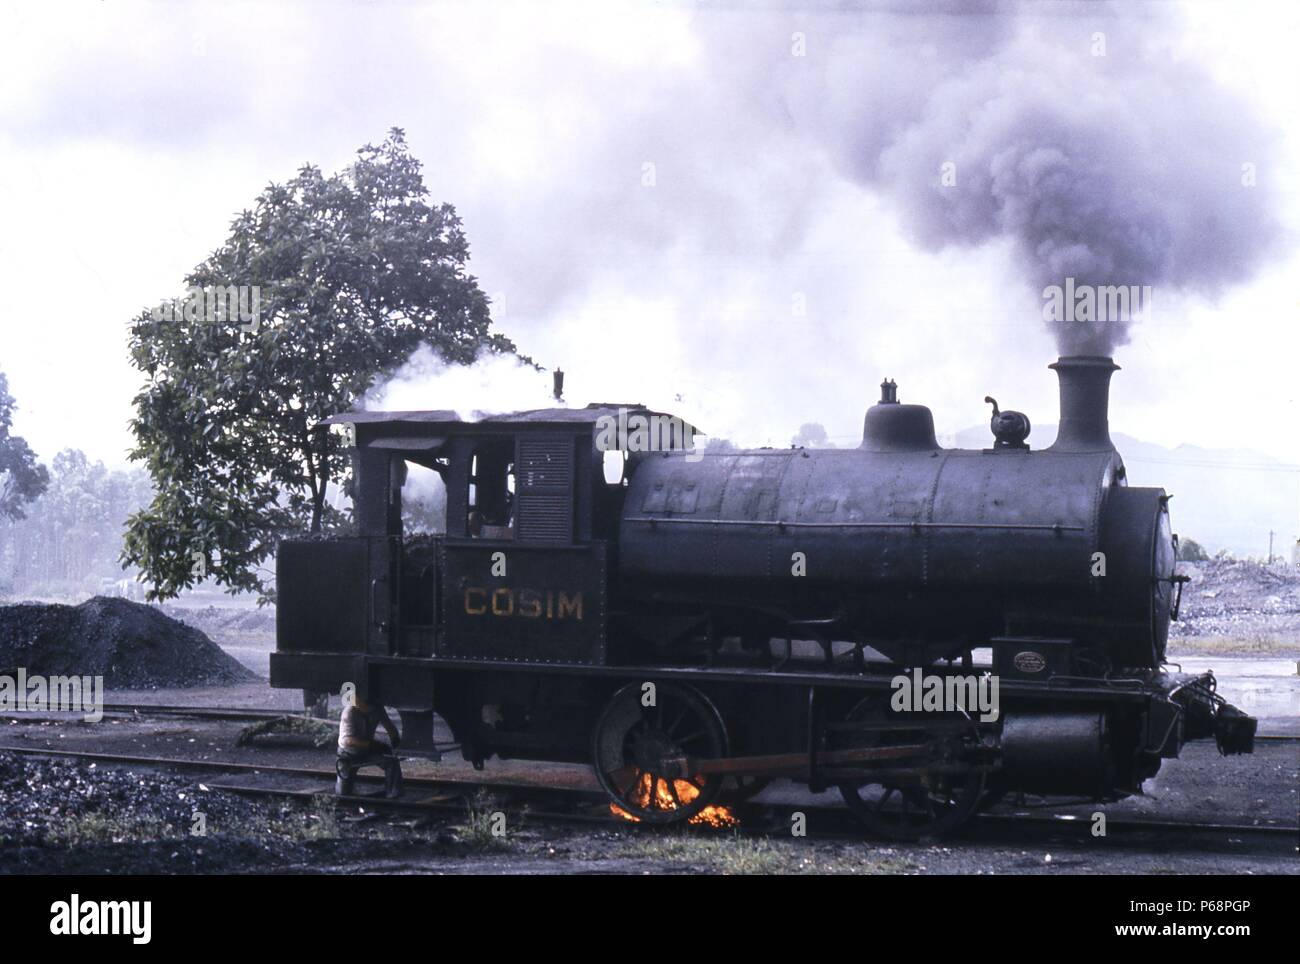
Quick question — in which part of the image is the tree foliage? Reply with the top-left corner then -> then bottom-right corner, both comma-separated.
791,422 -> 836,449
1177,536 -> 1211,563
0,450 -> 152,598
123,129 -> 518,600
0,371 -> 50,522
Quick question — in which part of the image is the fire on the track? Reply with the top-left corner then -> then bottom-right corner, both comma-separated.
610,772 -> 737,827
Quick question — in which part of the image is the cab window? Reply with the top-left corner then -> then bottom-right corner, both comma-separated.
467,440 -> 515,540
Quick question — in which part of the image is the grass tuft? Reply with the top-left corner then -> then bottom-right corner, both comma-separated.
626,830 -> 911,875
47,811 -> 175,846
456,789 -> 511,851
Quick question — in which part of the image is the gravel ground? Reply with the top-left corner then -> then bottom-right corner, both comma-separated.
0,749 -> 509,875
0,749 -> 1293,875
0,711 -> 1293,875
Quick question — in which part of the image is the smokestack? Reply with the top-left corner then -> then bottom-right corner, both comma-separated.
552,368 -> 564,402
1048,356 -> 1119,452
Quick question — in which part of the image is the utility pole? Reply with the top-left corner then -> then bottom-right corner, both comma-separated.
1268,530 -> 1274,564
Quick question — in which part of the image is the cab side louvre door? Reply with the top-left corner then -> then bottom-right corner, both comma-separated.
517,434 -> 574,544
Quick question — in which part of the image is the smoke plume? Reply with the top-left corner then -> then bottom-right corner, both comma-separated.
768,4 -> 1286,354
342,2 -> 1289,436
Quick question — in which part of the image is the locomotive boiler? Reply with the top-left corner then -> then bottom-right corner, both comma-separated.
271,355 -> 1256,838
619,356 -> 1173,672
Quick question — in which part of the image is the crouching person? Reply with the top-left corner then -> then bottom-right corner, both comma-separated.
336,694 -> 403,798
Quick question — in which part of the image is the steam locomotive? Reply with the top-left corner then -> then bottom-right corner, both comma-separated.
271,355 -> 1256,838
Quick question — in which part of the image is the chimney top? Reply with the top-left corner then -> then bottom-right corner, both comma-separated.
1048,355 -> 1119,452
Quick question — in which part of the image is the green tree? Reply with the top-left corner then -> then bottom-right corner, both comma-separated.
123,129 -> 518,600
1177,536 -> 1211,563
0,449 -> 153,596
792,422 -> 836,449
0,371 -> 50,521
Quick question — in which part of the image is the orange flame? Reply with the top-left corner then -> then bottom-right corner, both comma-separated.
610,772 -> 738,828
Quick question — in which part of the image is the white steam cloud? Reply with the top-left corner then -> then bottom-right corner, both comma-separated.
364,345 -> 558,420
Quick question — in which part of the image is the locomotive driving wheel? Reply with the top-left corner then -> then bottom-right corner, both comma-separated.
592,682 -> 728,824
831,695 -> 985,841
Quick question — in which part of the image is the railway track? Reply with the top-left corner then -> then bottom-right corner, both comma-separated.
0,703 -> 297,723
0,743 -> 580,799
1,741 -> 1294,848
101,703 -> 293,722
8,701 -> 1299,743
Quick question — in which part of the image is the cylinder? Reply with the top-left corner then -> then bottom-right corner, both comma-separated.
999,711 -> 1113,795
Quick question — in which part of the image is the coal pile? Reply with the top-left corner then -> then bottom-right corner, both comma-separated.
0,596 -> 255,688
1169,558 -> 1300,645
0,751 -> 349,874
0,751 -> 260,849
0,751 -> 451,874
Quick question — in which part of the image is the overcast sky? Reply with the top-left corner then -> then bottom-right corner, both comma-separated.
1,0 -> 1298,475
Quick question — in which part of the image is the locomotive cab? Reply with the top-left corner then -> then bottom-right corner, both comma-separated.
270,404 -> 685,729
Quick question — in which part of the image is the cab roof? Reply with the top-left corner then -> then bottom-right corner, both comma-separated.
318,403 -> 700,434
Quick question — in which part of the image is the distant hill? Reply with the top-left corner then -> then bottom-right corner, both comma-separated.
953,425 -> 1300,561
